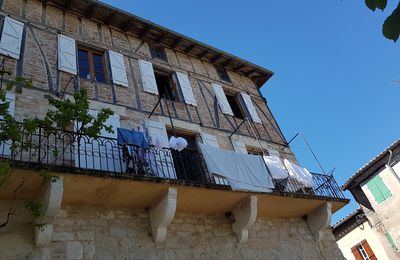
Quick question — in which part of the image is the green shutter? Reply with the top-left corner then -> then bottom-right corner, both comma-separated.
367,175 -> 392,204
385,231 -> 398,251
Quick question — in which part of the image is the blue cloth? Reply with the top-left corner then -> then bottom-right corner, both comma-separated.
117,128 -> 148,149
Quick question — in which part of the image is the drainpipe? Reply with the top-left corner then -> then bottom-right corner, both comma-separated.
386,150 -> 400,183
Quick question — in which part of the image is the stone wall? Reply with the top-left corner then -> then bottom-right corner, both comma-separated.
0,201 -> 344,260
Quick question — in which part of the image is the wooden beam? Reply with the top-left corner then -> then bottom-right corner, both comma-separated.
246,69 -> 257,76
234,64 -> 245,71
222,59 -> 232,68
85,3 -> 98,19
170,37 -> 182,49
139,24 -> 153,38
198,50 -> 209,59
122,19 -> 134,31
185,44 -> 196,53
210,54 -> 222,63
64,0 -> 72,10
105,11 -> 116,25
155,33 -> 166,44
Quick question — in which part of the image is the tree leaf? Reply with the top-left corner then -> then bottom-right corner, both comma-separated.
383,2 -> 400,42
365,0 -> 387,11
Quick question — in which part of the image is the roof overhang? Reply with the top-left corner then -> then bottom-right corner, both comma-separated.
38,0 -> 274,87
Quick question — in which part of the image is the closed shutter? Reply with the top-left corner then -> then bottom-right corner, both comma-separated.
75,111 -> 123,173
240,93 -> 261,123
351,245 -> 363,260
212,83 -> 233,115
145,120 -> 176,179
232,140 -> 247,154
367,175 -> 392,204
0,17 -> 24,60
176,72 -> 197,106
0,93 -> 16,157
109,51 -> 128,87
138,59 -> 158,95
361,240 -> 377,260
57,34 -> 77,75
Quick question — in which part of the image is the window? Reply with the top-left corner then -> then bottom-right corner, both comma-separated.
351,240 -> 376,260
366,174 -> 392,204
247,147 -> 264,156
78,48 -> 107,83
154,69 -> 181,101
226,93 -> 244,119
217,68 -> 231,83
150,46 -> 168,62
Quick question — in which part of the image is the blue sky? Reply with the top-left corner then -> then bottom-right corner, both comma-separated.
103,0 -> 400,223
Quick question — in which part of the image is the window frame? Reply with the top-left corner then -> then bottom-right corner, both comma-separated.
153,68 -> 182,102
216,67 -> 231,83
225,92 -> 245,119
150,45 -> 168,62
77,46 -> 108,83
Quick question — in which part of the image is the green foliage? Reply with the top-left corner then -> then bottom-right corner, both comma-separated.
365,0 -> 400,42
43,88 -> 114,138
5,76 -> 32,91
25,201 -> 44,219
39,169 -> 60,183
0,161 -> 11,186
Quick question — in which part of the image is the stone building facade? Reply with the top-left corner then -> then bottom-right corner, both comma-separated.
0,0 -> 348,259
342,139 -> 400,259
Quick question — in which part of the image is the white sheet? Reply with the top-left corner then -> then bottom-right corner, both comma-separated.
283,159 -> 313,188
263,156 -> 289,180
199,144 -> 274,192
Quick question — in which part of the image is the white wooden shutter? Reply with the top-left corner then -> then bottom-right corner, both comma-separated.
144,120 -> 176,179
200,133 -> 219,148
139,59 -> 158,95
240,93 -> 261,123
232,140 -> 247,154
57,34 -> 77,75
212,83 -> 233,116
0,17 -> 24,60
0,93 -> 16,157
267,149 -> 280,157
176,72 -> 197,106
109,51 -> 128,87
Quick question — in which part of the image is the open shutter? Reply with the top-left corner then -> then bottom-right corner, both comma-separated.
232,140 -> 247,154
145,120 -> 176,179
139,59 -> 158,95
0,17 -> 24,59
176,72 -> 197,106
212,83 -> 233,115
361,240 -> 377,260
0,93 -> 16,157
374,175 -> 392,201
351,245 -> 363,260
109,51 -> 128,87
57,34 -> 77,75
240,92 -> 261,123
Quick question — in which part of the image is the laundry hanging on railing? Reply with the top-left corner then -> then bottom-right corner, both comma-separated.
117,128 -> 149,149
263,156 -> 289,180
199,144 -> 274,192
283,159 -> 313,188
169,136 -> 188,151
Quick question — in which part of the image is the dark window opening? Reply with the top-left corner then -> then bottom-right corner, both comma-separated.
154,70 -> 181,101
247,147 -> 264,156
78,48 -> 107,83
226,94 -> 244,119
217,68 -> 231,83
150,46 -> 168,62
166,130 -> 207,183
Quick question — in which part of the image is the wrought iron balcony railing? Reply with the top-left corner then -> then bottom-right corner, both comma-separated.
0,125 -> 345,200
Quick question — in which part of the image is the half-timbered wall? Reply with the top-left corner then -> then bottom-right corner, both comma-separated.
0,0 -> 296,161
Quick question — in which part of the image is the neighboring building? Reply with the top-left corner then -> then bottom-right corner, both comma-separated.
333,208 -> 391,259
0,0 -> 348,259
341,139 -> 400,259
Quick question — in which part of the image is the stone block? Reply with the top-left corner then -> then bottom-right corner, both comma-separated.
67,241 -> 83,259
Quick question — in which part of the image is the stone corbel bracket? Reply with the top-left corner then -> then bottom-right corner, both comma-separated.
232,195 -> 258,243
35,177 -> 64,245
149,187 -> 177,242
306,202 -> 332,242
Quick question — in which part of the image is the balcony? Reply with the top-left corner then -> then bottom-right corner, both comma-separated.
0,124 -> 348,218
